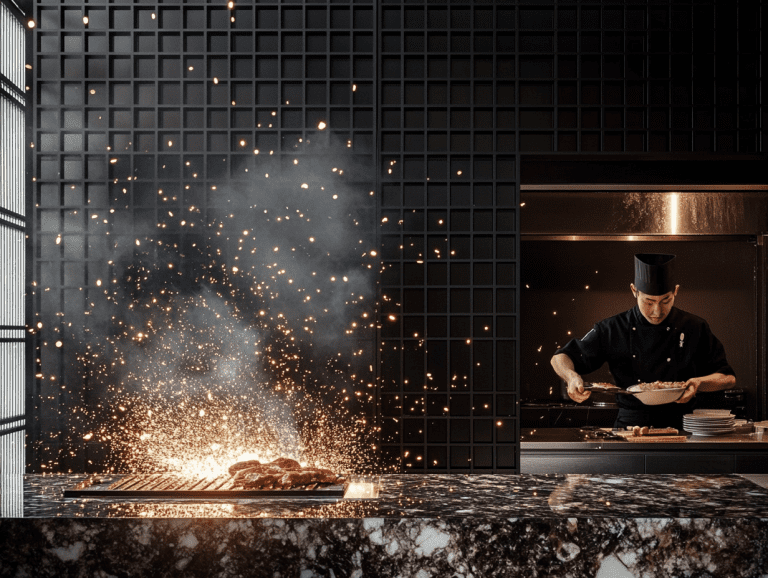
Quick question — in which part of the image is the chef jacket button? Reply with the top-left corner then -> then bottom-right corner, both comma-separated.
632,327 -> 636,330
632,354 -> 636,358
667,358 -> 671,362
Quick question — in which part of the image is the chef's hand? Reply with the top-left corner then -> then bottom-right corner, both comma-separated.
567,376 -> 591,403
676,377 -> 702,404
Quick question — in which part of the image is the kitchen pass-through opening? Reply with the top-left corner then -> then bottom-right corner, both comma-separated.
520,184 -> 768,425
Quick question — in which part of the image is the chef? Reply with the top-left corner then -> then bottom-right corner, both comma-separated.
550,253 -> 736,430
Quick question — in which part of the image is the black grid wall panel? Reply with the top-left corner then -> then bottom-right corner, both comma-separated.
516,2 -> 765,153
29,0 -> 765,474
31,0 -> 377,472
379,2 -> 519,473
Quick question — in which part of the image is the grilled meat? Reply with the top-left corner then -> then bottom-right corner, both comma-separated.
229,458 -> 344,490
228,459 -> 262,476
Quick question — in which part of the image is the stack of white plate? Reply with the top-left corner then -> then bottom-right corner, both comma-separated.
683,410 -> 735,436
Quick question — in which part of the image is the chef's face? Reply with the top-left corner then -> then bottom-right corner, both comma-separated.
630,284 -> 679,325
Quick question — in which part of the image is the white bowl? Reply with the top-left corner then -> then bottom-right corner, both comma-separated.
626,386 -> 686,405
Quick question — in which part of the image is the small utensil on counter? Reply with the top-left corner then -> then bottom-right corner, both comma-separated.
579,427 -> 626,441
591,429 -> 626,441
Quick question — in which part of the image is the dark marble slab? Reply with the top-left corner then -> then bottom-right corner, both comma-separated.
2,474 -> 768,577
3,516 -> 767,578
19,472 -> 768,518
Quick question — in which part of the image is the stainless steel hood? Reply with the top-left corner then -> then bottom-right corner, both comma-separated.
521,185 -> 768,239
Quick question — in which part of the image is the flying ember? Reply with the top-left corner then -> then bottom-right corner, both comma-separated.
60,140 -> 380,476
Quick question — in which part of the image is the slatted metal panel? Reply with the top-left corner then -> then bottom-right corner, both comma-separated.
0,0 -> 27,516
0,94 -> 26,217
1,2 -> 25,90
0,226 -> 25,329
0,338 -> 25,423
0,429 -> 23,517
1,1 -> 26,218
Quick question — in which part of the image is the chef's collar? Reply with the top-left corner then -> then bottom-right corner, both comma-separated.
632,305 -> 678,329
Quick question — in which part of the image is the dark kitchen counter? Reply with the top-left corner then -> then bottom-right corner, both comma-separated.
521,427 -> 768,449
521,401 -> 620,428
2,473 -> 768,577
521,428 -> 768,475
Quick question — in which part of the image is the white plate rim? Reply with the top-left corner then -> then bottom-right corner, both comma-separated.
683,422 -> 736,427
683,421 -> 736,427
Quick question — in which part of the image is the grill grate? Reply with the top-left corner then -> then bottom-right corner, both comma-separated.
63,474 -> 345,499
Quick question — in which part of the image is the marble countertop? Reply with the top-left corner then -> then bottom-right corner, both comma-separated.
5,474 -> 768,578
15,472 -> 768,519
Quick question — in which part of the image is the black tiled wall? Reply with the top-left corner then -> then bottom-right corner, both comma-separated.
31,1 -> 765,473
378,3 -> 519,472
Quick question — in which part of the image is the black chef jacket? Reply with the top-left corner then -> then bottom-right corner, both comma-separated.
554,306 -> 735,429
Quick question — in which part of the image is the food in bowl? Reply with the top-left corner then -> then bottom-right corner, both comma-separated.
628,381 -> 687,391
626,381 -> 687,405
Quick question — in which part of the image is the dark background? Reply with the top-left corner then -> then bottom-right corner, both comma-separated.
27,1 -> 767,473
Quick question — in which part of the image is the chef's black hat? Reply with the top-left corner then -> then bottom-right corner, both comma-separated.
634,254 -> 676,296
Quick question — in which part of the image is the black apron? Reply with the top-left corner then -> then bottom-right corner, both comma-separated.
615,307 -> 693,429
